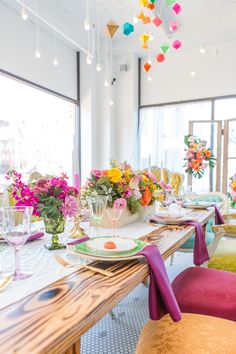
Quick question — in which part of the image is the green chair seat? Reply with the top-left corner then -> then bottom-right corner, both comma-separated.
180,231 -> 215,250
208,239 -> 236,273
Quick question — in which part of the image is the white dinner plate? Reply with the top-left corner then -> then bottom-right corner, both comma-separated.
86,237 -> 137,254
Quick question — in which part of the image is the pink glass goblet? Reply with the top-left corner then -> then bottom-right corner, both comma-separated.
106,206 -> 125,237
1,206 -> 33,280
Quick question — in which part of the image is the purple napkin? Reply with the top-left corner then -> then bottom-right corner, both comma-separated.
137,244 -> 181,322
211,204 -> 224,225
28,232 -> 44,242
67,236 -> 90,246
182,220 -> 210,266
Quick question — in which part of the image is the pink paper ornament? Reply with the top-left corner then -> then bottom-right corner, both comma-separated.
172,39 -> 182,50
173,3 -> 181,14
153,16 -> 163,28
156,53 -> 165,63
169,21 -> 178,32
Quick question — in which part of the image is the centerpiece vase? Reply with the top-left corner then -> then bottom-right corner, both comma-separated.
44,214 -> 66,250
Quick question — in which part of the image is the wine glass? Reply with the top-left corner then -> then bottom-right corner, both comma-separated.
174,194 -> 186,216
0,206 -> 33,280
106,206 -> 124,237
0,194 -> 9,252
87,196 -> 107,236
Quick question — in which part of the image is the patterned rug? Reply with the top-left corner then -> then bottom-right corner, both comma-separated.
81,252 -> 193,354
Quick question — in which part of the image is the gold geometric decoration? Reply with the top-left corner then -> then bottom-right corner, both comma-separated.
105,20 -> 119,38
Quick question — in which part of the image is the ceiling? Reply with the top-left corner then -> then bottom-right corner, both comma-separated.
3,0 -> 236,57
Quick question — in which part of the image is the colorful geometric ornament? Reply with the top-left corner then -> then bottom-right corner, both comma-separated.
138,11 -> 146,21
142,43 -> 149,49
144,62 -> 152,72
169,21 -> 178,32
123,22 -> 134,36
153,16 -> 163,28
166,0 -> 175,6
139,0 -> 148,6
150,0 -> 156,3
173,3 -> 182,14
105,20 -> 119,38
156,53 -> 165,63
147,3 -> 155,10
142,16 -> 151,24
172,39 -> 182,49
160,43 -> 170,54
139,32 -> 150,45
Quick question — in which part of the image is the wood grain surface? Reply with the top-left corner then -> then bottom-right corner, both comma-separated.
0,209 -> 214,354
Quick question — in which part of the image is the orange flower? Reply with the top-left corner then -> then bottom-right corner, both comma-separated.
204,149 -> 212,158
196,151 -> 202,159
140,186 -> 152,206
232,181 -> 236,192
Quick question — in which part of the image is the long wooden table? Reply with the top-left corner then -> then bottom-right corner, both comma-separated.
0,209 -> 214,354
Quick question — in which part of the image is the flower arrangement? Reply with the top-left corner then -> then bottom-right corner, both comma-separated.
184,135 -> 216,178
6,171 -> 79,219
229,174 -> 236,208
81,160 -> 171,214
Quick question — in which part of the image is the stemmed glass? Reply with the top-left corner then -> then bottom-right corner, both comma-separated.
106,206 -> 124,237
0,206 -> 33,280
0,194 -> 9,252
87,196 -> 107,236
174,194 -> 186,216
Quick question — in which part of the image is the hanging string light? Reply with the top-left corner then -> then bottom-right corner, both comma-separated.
34,0 -> 41,58
53,33 -> 59,66
86,27 -> 92,64
104,37 -> 109,86
21,6 -> 28,20
109,39 -> 114,106
84,0 -> 91,31
96,2 -> 101,72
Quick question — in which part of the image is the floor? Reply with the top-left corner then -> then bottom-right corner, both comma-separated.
81,251 -> 193,354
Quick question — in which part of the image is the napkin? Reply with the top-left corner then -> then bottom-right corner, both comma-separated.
137,245 -> 181,322
181,220 -> 210,266
28,232 -> 45,242
211,205 -> 224,225
67,236 -> 89,246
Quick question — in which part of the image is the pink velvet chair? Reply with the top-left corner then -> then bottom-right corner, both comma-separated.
172,266 -> 236,321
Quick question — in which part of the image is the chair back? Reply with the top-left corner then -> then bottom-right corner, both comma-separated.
195,192 -> 229,215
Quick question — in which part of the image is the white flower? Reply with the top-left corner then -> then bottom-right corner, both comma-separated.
132,189 -> 142,200
188,136 -> 195,143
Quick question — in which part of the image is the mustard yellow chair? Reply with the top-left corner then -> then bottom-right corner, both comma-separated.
151,166 -> 185,195
135,313 -> 236,354
208,222 -> 236,272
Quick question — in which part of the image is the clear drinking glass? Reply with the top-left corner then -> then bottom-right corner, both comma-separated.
106,206 -> 125,237
1,206 -> 33,280
87,196 -> 107,236
0,194 -> 9,252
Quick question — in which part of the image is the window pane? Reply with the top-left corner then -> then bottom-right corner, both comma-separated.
215,98 -> 236,120
0,74 -> 77,183
139,101 -> 212,192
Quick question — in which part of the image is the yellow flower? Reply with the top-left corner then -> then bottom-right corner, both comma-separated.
124,169 -> 132,179
107,168 -> 122,183
142,175 -> 148,182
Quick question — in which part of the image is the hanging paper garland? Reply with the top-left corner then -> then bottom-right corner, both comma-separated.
156,53 -> 165,63
160,43 -> 170,54
153,16 -> 163,28
173,3 -> 182,14
144,62 -> 152,72
172,40 -> 182,50
123,23 -> 134,36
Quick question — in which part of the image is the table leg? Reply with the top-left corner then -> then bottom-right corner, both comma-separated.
64,337 -> 81,354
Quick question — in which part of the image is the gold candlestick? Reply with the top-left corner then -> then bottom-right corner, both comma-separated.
70,214 -> 86,239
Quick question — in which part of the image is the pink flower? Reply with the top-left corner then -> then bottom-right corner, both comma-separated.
146,172 -> 157,182
91,169 -> 102,178
123,187 -> 132,198
129,176 -> 140,190
114,198 -> 127,210
61,195 -> 78,218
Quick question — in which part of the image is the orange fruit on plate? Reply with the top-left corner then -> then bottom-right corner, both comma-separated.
104,241 -> 117,249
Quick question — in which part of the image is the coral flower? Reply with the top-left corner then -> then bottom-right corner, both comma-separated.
204,150 -> 212,158
140,186 -> 152,206
231,181 -> 236,192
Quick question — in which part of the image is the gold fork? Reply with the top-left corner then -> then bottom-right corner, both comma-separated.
0,276 -> 13,292
53,254 -> 114,277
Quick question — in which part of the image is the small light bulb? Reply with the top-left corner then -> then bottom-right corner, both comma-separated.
213,48 -> 219,56
84,19 -> 90,31
200,46 -> 206,54
147,57 -> 152,65
96,63 -> 101,72
149,34 -> 154,41
148,75 -> 152,82
53,58 -> 58,66
110,100 -> 114,106
190,70 -> 196,77
35,48 -> 41,58
104,80 -> 109,87
86,55 -> 92,64
133,15 -> 139,24
21,7 -> 28,20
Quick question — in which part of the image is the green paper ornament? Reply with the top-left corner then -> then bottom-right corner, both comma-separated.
160,43 -> 170,54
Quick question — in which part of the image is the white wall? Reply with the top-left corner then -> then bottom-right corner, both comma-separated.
111,54 -> 139,167
141,41 -> 236,105
0,2 -> 77,99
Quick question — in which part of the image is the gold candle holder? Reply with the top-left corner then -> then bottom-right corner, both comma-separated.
70,214 -> 86,239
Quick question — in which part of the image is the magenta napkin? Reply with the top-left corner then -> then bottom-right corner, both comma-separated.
211,204 -> 224,225
181,220 -> 210,266
28,232 -> 44,242
137,244 -> 181,322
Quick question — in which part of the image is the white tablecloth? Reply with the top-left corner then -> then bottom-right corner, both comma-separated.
0,221 -> 159,310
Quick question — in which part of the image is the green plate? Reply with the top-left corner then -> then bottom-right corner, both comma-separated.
73,237 -> 148,258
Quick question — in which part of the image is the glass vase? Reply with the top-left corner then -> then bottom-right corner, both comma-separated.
44,215 -> 66,250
